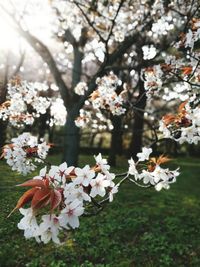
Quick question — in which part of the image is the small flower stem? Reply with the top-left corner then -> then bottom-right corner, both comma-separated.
128,177 -> 151,188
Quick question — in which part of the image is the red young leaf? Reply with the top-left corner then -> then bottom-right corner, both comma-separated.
156,155 -> 171,165
50,189 -> 62,211
31,188 -> 51,210
178,101 -> 187,113
8,187 -> 38,217
181,66 -> 192,75
162,114 -> 176,126
32,194 -> 51,210
44,178 -> 50,187
17,179 -> 45,188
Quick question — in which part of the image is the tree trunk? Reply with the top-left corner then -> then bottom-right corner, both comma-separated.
0,85 -> 7,148
0,121 -> 7,149
63,107 -> 80,166
72,47 -> 83,88
62,45 -> 83,165
38,113 -> 49,140
108,115 -> 123,166
48,126 -> 54,143
128,77 -> 147,159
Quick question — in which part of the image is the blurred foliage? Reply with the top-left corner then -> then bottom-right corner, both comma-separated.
0,155 -> 200,267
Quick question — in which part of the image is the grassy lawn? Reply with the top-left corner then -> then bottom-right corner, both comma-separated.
0,155 -> 200,267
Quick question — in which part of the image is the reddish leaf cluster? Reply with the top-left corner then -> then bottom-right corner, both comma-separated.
9,178 -> 62,216
191,18 -> 200,31
1,143 -> 53,160
0,101 -> 11,110
148,155 -> 171,172
162,102 -> 191,128
181,66 -> 193,75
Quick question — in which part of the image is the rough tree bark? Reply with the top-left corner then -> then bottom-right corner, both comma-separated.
63,44 -> 83,165
63,106 -> 80,166
108,115 -> 123,166
128,76 -> 147,159
0,85 -> 8,149
0,65 -> 8,149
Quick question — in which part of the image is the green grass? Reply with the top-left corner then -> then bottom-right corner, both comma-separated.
0,155 -> 200,267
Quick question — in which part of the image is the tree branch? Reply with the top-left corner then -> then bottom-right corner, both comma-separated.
74,1 -> 106,43
0,4 -> 71,106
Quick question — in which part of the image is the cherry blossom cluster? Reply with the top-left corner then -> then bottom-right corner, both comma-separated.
75,107 -> 114,131
142,45 -> 157,60
143,54 -> 199,101
162,82 -> 191,102
128,148 -> 179,191
162,54 -> 200,88
75,109 -> 91,128
14,153 -> 118,244
143,65 -> 163,98
159,101 -> 200,144
74,82 -> 88,96
179,18 -> 200,50
75,73 -> 126,127
91,73 -> 126,113
52,0 -> 148,44
49,98 -> 67,126
8,146 -> 180,244
0,79 -> 67,127
2,133 -> 50,175
52,0 -> 84,42
92,73 -> 126,115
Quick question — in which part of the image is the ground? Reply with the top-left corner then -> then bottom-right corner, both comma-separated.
0,155 -> 200,267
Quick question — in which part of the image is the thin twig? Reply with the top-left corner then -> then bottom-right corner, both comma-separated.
74,1 -> 106,43
128,178 -> 151,188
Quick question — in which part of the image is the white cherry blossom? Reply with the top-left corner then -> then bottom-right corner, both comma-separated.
94,153 -> 110,172
64,183 -> 91,203
160,102 -> 200,144
109,185 -> 118,202
18,208 -> 40,242
90,173 -> 111,198
3,133 -> 50,175
74,165 -> 95,186
0,80 -> 67,127
38,215 -> 61,244
49,163 -> 74,184
128,158 -> 138,176
74,82 -> 88,95
59,199 -> 84,229
137,147 -> 152,162
142,45 -> 157,60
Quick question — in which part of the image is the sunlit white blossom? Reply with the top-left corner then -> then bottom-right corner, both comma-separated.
137,147 -> 152,162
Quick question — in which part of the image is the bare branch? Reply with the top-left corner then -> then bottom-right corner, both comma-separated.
105,0 -> 125,53
74,1 -> 106,43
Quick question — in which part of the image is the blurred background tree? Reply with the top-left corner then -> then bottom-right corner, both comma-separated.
0,0 -> 199,165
